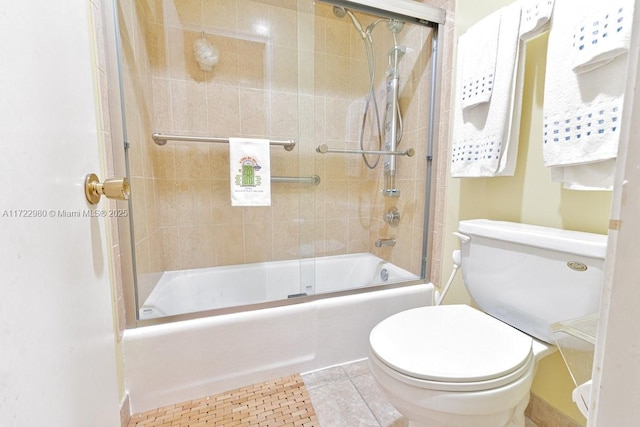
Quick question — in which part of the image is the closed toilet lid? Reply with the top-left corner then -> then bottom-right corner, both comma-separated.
370,305 -> 533,384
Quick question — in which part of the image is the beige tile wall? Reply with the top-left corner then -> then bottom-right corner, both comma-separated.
119,0 -> 448,301
118,0 -> 164,302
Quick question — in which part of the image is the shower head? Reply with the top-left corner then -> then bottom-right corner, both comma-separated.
332,6 -> 367,39
332,5 -> 347,18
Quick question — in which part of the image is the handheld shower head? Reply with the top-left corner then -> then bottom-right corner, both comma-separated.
332,5 -> 346,18
332,6 -> 367,39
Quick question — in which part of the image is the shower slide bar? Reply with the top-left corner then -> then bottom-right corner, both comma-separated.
271,175 -> 321,185
315,143 -> 414,157
152,133 -> 296,151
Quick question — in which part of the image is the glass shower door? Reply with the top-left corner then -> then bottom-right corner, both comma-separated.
115,0 -> 435,324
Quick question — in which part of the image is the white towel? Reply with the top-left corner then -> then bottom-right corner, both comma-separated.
229,138 -> 271,206
572,1 -> 634,73
543,0 -> 627,188
451,3 -> 523,178
458,11 -> 501,110
520,0 -> 555,40
550,159 -> 616,191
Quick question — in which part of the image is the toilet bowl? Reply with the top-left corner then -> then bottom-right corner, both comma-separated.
369,219 -> 607,427
369,304 -> 553,427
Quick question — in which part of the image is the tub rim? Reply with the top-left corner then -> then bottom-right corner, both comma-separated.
132,278 -> 428,328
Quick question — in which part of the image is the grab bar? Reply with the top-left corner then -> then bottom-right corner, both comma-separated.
152,133 -> 296,151
271,175 -> 321,185
315,143 -> 414,157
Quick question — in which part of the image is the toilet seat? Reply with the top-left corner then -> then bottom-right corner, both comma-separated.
370,305 -> 534,392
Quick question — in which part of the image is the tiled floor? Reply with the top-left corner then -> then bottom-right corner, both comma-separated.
301,359 -> 405,426
302,359 -> 540,427
127,359 -> 540,426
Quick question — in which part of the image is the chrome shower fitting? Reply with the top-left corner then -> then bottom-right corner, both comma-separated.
375,238 -> 396,248
332,6 -> 367,39
333,5 -> 382,169
387,19 -> 405,33
384,206 -> 400,227
332,3 -> 408,187
332,5 -> 346,17
382,44 -> 406,197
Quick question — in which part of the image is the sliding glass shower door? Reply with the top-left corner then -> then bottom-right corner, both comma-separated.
115,0 -> 436,323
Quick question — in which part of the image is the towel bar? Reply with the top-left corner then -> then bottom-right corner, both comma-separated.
152,133 -> 296,151
315,143 -> 414,157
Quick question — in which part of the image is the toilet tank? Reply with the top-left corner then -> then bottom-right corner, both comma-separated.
458,219 -> 607,344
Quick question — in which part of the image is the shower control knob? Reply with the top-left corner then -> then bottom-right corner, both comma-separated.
384,206 -> 400,227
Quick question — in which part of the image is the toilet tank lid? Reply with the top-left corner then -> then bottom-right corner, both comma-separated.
459,219 -> 607,259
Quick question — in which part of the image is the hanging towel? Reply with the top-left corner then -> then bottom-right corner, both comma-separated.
542,0 -> 629,189
572,1 -> 634,73
550,159 -> 616,191
458,10 -> 501,110
451,2 -> 523,178
520,0 -> 555,40
229,138 -> 271,206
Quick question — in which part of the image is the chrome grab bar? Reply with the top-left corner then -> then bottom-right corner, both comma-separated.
152,133 -> 296,151
271,175 -> 321,185
315,143 -> 414,157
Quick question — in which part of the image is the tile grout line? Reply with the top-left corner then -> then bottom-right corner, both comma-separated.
338,363 -> 386,427
346,370 -> 384,427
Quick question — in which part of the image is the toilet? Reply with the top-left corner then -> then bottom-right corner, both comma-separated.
369,219 -> 607,427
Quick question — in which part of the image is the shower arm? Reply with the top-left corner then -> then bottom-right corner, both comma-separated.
316,144 -> 414,157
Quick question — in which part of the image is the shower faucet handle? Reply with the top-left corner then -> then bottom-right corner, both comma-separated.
384,206 -> 400,227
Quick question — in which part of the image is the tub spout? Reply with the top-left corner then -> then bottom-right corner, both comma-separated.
375,238 -> 396,248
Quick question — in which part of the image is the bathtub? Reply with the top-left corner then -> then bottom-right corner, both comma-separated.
139,252 -> 419,319
124,277 -> 434,413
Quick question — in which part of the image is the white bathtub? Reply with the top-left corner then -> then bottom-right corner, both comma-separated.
139,252 -> 419,319
124,280 -> 434,413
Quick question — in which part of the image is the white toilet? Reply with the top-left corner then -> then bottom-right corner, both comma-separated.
369,219 -> 607,427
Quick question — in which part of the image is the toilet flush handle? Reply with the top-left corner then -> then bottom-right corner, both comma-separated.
452,231 -> 470,243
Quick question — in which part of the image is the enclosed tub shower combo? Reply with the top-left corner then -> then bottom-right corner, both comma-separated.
114,0 -> 446,413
